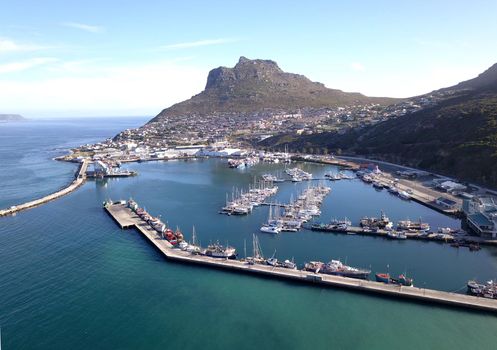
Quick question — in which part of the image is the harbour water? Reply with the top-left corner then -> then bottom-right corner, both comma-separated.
1,118 -> 497,349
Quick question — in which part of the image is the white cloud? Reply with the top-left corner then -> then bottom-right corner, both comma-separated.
61,22 -> 104,33
350,62 -> 365,72
0,57 -> 58,74
0,37 -> 48,53
0,60 -> 207,116
160,38 -> 238,50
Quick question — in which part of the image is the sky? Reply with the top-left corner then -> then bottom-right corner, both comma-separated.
1,0 -> 497,118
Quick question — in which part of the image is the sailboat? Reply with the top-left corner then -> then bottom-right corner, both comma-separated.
246,234 -> 265,264
260,204 -> 281,233
185,226 -> 201,253
266,249 -> 278,266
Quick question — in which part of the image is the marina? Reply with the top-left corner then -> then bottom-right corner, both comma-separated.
105,201 -> 497,313
219,180 -> 279,215
260,183 -> 331,233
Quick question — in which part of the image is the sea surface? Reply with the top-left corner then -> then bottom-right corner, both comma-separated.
0,118 -> 496,349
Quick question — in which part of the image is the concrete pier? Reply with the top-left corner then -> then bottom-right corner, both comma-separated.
105,202 -> 497,313
0,160 -> 89,217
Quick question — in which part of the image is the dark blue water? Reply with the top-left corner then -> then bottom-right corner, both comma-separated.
1,118 -> 496,349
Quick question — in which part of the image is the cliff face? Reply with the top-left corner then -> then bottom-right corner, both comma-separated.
150,57 -> 398,122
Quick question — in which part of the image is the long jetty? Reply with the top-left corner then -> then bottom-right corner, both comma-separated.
105,202 -> 497,313
0,160 -> 89,217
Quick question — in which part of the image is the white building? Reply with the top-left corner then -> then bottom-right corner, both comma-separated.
463,197 -> 497,238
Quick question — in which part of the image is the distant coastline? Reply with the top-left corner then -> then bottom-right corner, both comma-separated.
0,114 -> 26,122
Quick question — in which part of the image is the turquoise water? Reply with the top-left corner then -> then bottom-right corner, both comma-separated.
1,118 -> 497,349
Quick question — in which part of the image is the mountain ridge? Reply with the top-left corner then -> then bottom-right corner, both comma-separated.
149,57 -> 399,123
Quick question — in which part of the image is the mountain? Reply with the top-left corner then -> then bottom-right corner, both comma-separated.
443,63 -> 497,92
262,63 -> 497,187
0,114 -> 25,122
150,57 -> 399,122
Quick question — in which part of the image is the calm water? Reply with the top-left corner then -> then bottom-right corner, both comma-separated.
1,118 -> 497,349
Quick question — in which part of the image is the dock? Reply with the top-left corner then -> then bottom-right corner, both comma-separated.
105,202 -> 497,313
0,160 -> 89,217
309,225 -> 454,242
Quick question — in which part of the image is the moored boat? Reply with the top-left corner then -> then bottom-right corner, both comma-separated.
260,224 -> 281,234
203,243 -> 237,259
319,259 -> 370,279
375,273 -> 390,283
283,258 -> 297,269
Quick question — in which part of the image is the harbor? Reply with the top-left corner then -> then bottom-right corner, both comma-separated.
105,201 -> 497,313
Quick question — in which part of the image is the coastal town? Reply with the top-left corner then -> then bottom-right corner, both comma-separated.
62,87 -> 459,161
50,88 -> 497,245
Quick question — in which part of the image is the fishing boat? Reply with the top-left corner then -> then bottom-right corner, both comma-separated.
283,258 -> 297,270
375,273 -> 390,283
203,242 -> 236,259
390,274 -> 413,286
304,261 -> 324,273
319,259 -> 371,279
397,219 -> 430,232
360,211 -> 393,229
376,273 -> 413,286
467,280 -> 497,298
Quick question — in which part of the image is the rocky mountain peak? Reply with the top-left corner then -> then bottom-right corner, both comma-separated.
152,57 -> 398,122
205,56 -> 283,89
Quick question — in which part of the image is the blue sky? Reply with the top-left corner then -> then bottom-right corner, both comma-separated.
1,0 -> 496,117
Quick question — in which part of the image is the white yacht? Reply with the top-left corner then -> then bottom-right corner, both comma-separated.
260,225 -> 281,234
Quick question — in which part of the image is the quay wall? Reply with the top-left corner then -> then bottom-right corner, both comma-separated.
106,203 -> 497,314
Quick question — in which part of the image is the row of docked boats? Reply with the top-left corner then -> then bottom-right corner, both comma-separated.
375,273 -> 413,286
120,200 -> 416,284
260,184 -> 331,233
357,171 -> 412,200
303,260 -> 413,285
467,280 -> 497,299
228,156 -> 260,169
125,199 -> 185,244
243,234 -> 297,269
310,212 -> 465,244
125,199 -> 239,259
285,167 -> 312,182
324,171 -> 355,181
220,180 -> 278,215
261,173 -> 285,183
